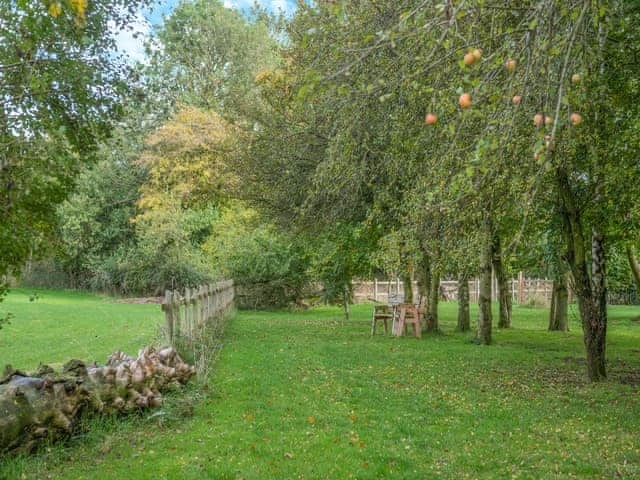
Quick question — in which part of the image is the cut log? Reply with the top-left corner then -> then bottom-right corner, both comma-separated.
0,346 -> 196,455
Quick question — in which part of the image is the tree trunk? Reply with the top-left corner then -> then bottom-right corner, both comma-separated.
457,273 -> 470,332
425,269 -> 440,332
343,284 -> 350,322
586,230 -> 607,380
548,281 -> 557,328
417,253 -> 431,312
557,167 -> 607,381
477,220 -> 493,345
548,273 -> 569,331
492,234 -> 512,328
626,245 -> 640,296
402,274 -> 413,304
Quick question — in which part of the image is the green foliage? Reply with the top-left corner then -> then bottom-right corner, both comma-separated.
0,287 -> 11,331
205,204 -> 312,309
311,224 -> 373,305
0,138 -> 77,285
56,152 -> 146,290
0,0 -> 152,294
120,200 -> 216,295
147,0 -> 279,119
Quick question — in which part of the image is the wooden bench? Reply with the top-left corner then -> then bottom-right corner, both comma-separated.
392,303 -> 422,338
371,305 -> 394,335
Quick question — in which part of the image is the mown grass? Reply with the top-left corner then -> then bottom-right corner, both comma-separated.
1,294 -> 639,479
0,288 -> 160,370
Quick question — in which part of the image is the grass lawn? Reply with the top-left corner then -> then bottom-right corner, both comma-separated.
0,288 -> 161,370
1,294 -> 639,479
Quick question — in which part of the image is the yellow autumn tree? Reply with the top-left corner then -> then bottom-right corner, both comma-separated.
136,106 -> 238,215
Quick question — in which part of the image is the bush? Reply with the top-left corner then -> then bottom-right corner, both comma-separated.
205,204 -> 312,309
19,259 -> 73,289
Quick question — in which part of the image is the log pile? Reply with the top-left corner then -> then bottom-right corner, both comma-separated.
0,346 -> 196,454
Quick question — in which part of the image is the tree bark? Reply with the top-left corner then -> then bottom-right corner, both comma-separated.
557,167 -> 607,381
626,245 -> 640,296
425,269 -> 440,332
402,274 -> 413,304
548,280 -> 557,328
417,253 -> 431,312
343,284 -> 350,322
548,272 -> 569,331
457,272 -> 470,332
586,230 -> 607,380
477,219 -> 493,345
492,234 -> 512,328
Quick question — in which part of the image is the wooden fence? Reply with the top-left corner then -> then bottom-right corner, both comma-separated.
352,273 -> 559,305
161,280 -> 234,344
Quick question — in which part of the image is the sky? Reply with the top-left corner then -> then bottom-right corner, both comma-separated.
114,0 -> 297,62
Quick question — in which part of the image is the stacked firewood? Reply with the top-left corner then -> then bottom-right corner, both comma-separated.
0,346 -> 196,454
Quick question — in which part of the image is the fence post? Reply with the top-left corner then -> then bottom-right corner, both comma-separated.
208,284 -> 213,321
172,290 -> 181,338
374,278 -> 378,302
198,285 -> 205,327
186,287 -> 194,338
162,290 -> 173,343
161,282 -> 234,346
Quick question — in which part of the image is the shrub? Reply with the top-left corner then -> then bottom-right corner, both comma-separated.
205,204 -> 312,309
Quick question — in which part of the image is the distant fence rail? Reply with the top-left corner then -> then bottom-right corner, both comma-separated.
161,280 -> 234,344
352,274 -> 559,305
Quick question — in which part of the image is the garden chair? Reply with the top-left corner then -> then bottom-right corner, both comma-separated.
392,297 -> 423,338
371,305 -> 394,335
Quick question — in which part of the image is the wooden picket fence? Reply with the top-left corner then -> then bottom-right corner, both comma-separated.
161,280 -> 234,344
352,274 -> 560,306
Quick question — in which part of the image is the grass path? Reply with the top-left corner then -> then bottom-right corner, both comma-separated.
1,299 -> 640,479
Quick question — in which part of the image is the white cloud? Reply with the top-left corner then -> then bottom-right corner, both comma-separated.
111,12 -> 150,63
270,0 -> 288,13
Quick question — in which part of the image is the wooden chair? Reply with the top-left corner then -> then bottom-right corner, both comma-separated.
371,305 -> 394,335
393,303 -> 422,338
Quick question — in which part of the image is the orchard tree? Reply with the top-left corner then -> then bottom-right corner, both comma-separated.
248,0 -> 640,380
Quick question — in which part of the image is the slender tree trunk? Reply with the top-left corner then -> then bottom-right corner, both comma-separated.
492,234 -> 512,328
557,167 -> 607,381
343,284 -> 350,322
477,219 -> 493,345
587,230 -> 607,380
417,253 -> 431,312
402,274 -> 413,304
548,272 -> 569,331
457,273 -> 470,331
548,281 -> 557,328
425,269 -> 440,332
626,245 -> 640,296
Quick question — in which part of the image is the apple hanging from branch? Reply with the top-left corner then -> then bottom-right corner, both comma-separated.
425,113 -> 438,125
459,93 -> 472,109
